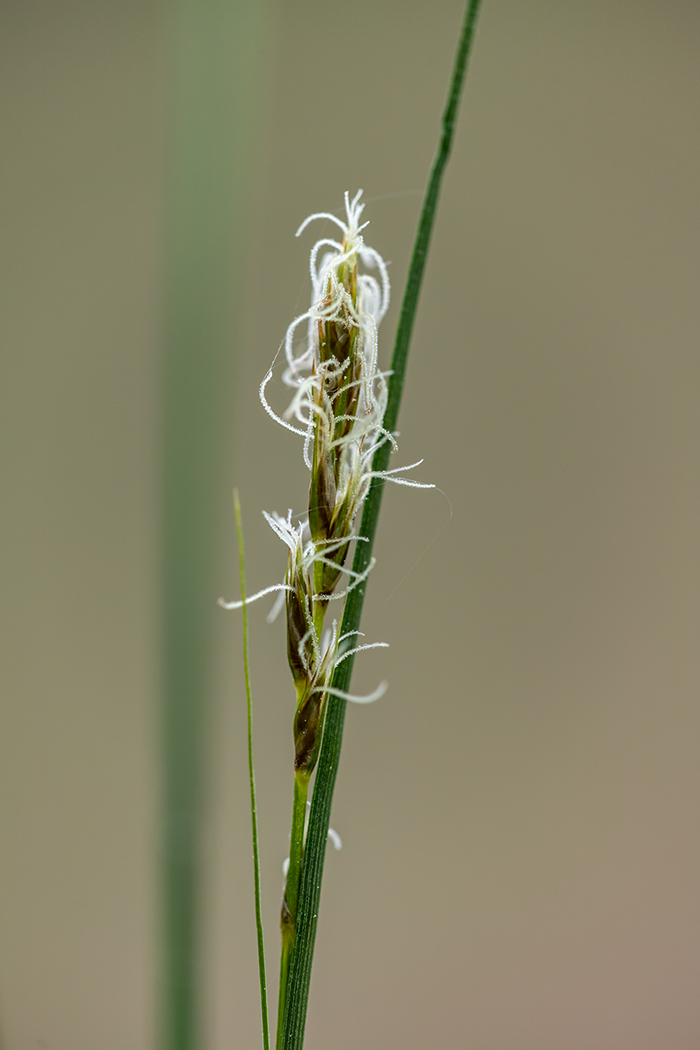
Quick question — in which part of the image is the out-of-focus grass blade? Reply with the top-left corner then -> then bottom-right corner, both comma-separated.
160,2 -> 266,1048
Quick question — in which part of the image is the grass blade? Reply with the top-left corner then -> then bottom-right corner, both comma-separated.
281,3 -> 485,1046
160,1 -> 265,1046
234,490 -> 271,1050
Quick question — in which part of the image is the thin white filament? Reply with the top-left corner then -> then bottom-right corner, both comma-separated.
311,681 -> 388,705
376,458 -> 425,476
334,642 -> 390,668
368,474 -> 435,489
266,590 -> 286,624
296,212 -> 348,238
218,583 -> 291,610
259,370 -> 308,437
327,828 -> 343,851
317,557 -> 376,602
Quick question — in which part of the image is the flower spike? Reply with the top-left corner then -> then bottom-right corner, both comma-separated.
228,196 -> 435,1024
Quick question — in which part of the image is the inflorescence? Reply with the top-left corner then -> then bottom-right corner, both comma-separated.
219,190 -> 433,1033
222,191 -> 433,767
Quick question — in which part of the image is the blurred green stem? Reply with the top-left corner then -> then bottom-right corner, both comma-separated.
161,2 -> 264,1048
280,2 -> 484,1047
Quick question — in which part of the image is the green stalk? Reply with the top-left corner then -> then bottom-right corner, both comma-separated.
161,14 -> 234,1048
280,3 -> 484,1047
276,770 -> 310,1049
234,492 -> 271,1050
277,601 -> 330,1040
160,2 -> 264,1048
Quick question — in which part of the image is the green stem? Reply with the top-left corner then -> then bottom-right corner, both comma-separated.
277,581 -> 330,1043
161,1 -> 250,1045
234,491 -> 270,1050
276,771 -> 310,1049
281,3 -> 484,1047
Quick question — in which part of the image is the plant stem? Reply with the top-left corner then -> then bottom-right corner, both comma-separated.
161,1 -> 248,1045
280,2 -> 484,1047
276,770 -> 310,1049
234,491 -> 271,1050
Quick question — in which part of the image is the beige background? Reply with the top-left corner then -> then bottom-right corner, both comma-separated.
2,1 -> 699,1048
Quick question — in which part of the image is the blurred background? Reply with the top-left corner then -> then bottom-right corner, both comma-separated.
1,1 -> 699,1048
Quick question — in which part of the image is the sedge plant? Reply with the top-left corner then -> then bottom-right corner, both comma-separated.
221,2 -> 484,1046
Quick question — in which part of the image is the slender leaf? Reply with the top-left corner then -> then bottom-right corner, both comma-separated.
281,3 -> 484,1046
234,491 -> 271,1050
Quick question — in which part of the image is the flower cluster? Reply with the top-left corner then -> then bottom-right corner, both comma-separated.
220,192 -> 434,1013
222,191 -> 431,773
263,189 -> 395,771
